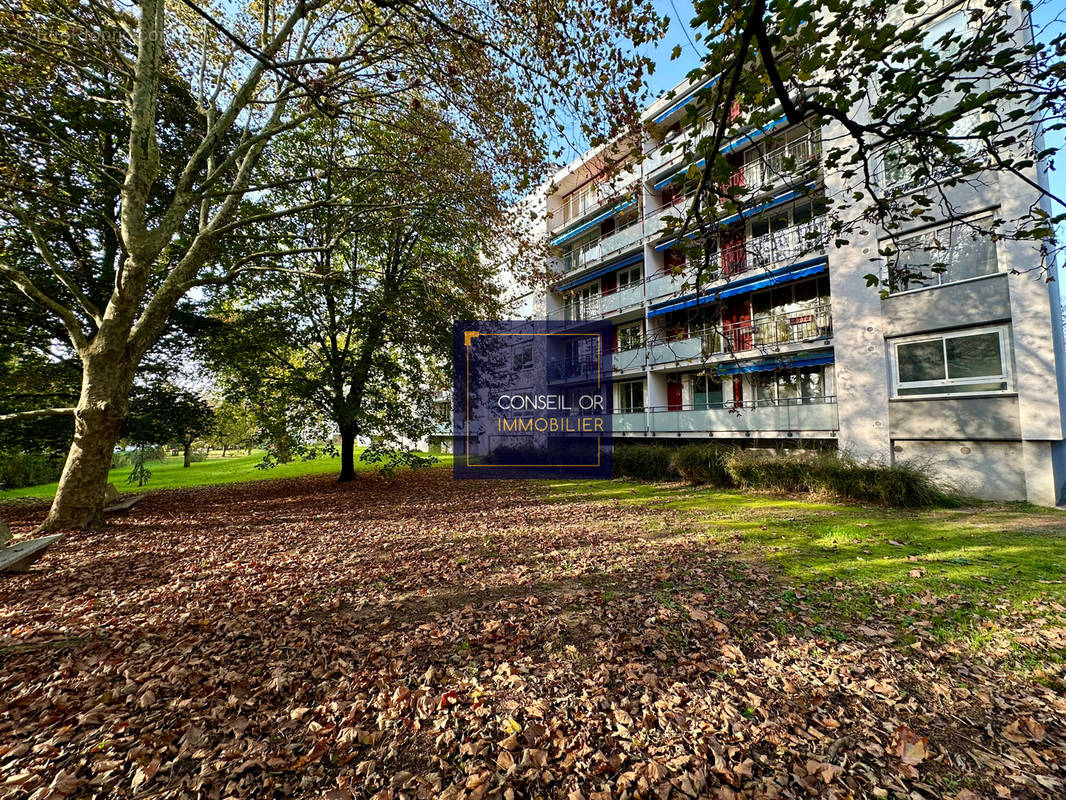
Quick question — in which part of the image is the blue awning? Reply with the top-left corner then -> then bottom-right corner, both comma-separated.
652,185 -> 817,253
719,183 -> 815,226
646,257 -> 828,317
550,198 -> 636,247
717,352 -> 834,376
553,252 -> 643,292
651,115 -> 788,190
651,76 -> 719,125
717,260 -> 827,299
721,116 -> 788,154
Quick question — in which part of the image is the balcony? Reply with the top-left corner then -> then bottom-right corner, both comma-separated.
561,219 -> 645,275
647,305 -> 832,367
648,398 -> 838,435
600,283 -> 644,315
611,347 -> 645,372
736,131 -> 821,193
719,219 -> 827,275
649,328 -> 719,366
612,411 -> 647,434
722,303 -> 832,353
644,195 -> 693,240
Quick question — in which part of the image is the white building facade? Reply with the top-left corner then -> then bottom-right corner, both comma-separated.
533,2 -> 1066,504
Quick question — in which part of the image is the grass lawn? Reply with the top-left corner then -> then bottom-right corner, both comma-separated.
546,479 -> 1066,653
0,448 -> 453,500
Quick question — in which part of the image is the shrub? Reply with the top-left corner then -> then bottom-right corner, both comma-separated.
722,450 -> 950,507
725,450 -> 813,492
0,452 -> 64,490
188,449 -> 208,463
612,444 -> 678,481
670,444 -> 733,486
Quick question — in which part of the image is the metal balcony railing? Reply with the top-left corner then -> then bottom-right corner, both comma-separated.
737,132 -> 822,191
560,218 -> 645,274
647,303 -> 832,364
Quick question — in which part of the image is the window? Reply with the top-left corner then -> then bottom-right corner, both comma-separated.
879,111 -> 984,191
617,323 -> 643,352
892,326 -> 1012,397
618,381 -> 645,413
512,343 -> 533,372
693,375 -> 723,409
753,366 -> 831,405
887,215 -> 998,292
564,283 -> 599,321
617,264 -> 642,290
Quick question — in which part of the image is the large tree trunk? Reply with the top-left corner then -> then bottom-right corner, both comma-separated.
40,356 -> 133,530
338,425 -> 357,483
183,441 -> 192,468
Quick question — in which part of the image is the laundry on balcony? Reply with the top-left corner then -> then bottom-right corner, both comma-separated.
716,352 -> 834,376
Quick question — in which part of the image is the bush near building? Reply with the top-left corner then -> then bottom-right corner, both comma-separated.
612,442 -> 950,507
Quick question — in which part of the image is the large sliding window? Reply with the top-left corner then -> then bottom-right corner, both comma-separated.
891,326 -> 1012,397
618,380 -> 645,413
753,365 -> 831,406
886,215 -> 998,293
693,375 -> 724,409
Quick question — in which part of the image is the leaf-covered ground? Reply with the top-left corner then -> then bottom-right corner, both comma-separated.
1,471 -> 1063,799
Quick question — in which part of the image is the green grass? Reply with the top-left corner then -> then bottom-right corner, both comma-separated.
543,478 -> 1066,652
0,449 -> 453,501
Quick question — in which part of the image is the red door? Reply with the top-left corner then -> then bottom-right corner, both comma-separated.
667,378 -> 683,411
721,225 -> 746,277
723,297 -> 752,352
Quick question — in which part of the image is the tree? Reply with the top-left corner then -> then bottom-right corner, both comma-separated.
0,0 -> 665,529
123,385 -> 215,467
655,0 -> 1063,288
203,110 -> 503,481
211,399 -> 258,456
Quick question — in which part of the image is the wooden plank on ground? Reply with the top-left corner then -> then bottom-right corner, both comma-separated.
0,534 -> 64,574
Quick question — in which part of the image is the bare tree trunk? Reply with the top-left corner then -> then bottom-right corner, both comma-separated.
338,425 -> 357,482
222,443 -> 228,457
41,356 -> 133,530
183,441 -> 192,468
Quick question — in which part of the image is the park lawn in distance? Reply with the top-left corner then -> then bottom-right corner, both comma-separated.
0,449 -> 453,501
544,478 -> 1066,659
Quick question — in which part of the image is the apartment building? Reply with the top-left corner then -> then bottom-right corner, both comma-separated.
535,2 -> 1066,504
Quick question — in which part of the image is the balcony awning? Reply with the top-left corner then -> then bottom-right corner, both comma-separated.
653,185 -> 815,252
720,116 -> 789,154
646,256 -> 828,318
550,198 -> 636,247
717,351 -> 834,376
717,258 -> 827,299
651,115 -> 788,190
553,252 -> 643,292
650,75 -> 720,124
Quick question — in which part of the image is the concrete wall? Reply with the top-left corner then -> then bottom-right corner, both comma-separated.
892,439 -> 1026,501
881,275 -> 1011,337
888,396 -> 1021,440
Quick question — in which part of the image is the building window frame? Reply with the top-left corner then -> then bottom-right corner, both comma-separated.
884,213 -> 1000,295
889,325 -> 1014,399
617,380 -> 645,413
616,322 -> 643,352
